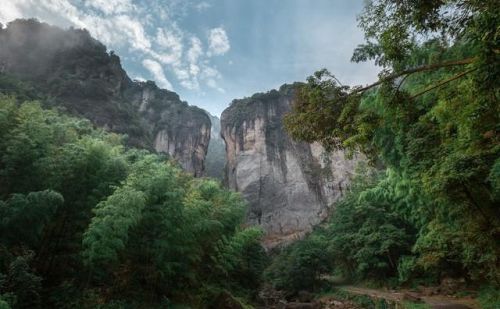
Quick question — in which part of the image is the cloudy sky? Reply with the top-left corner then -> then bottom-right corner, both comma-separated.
0,0 -> 378,116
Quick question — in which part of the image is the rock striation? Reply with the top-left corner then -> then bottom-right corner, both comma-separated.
0,19 -> 210,175
221,84 -> 359,246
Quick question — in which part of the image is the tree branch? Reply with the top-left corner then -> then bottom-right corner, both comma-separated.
410,67 -> 478,99
352,57 -> 477,94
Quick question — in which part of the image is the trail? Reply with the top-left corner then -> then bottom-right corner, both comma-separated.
341,286 -> 480,309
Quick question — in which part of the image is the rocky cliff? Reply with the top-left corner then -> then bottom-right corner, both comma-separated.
221,84 -> 359,247
0,19 -> 210,175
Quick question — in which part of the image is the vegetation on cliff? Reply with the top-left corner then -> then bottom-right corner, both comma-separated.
0,19 -> 211,175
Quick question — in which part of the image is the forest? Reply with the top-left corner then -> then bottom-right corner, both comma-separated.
0,0 -> 499,308
0,97 -> 268,308
279,0 -> 499,307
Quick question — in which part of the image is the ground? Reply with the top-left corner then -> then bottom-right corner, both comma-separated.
341,286 -> 479,309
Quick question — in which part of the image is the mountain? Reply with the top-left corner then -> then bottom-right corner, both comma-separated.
220,84 -> 360,247
0,19 -> 210,175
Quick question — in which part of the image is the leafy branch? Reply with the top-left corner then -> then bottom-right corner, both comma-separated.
352,57 -> 477,94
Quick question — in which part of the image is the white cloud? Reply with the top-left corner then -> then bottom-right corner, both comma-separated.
156,27 -> 183,63
0,0 -> 230,93
206,78 -> 225,93
172,66 -> 190,80
0,1 -> 22,25
207,27 -> 230,56
194,2 -> 211,12
84,0 -> 135,15
180,79 -> 199,90
0,1 -> 151,53
189,63 -> 200,76
79,15 -> 151,52
200,66 -> 220,79
113,15 -> 151,51
142,59 -> 174,90
187,37 -> 203,64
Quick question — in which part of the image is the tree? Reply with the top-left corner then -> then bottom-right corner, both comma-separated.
265,233 -> 333,292
284,0 -> 499,285
0,190 -> 63,249
326,170 -> 416,280
0,89 -> 267,307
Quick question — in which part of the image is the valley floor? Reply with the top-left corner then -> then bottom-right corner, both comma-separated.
257,284 -> 483,309
342,286 -> 479,309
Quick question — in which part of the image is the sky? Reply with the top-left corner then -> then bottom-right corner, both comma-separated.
0,0 -> 379,116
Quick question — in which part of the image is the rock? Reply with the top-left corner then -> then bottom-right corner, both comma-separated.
332,300 -> 345,307
418,285 -> 439,296
431,305 -> 472,309
284,302 -> 320,309
440,278 -> 466,295
131,81 -> 210,176
221,84 -> 360,247
402,292 -> 422,302
317,297 -> 359,308
259,285 -> 287,308
298,290 -> 315,302
0,19 -> 210,176
209,290 -> 245,309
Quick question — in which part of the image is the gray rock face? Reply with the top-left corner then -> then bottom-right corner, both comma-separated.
204,113 -> 226,180
221,84 -> 359,247
0,19 -> 210,175
125,81 -> 211,176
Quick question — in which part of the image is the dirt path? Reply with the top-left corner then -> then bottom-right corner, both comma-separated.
341,286 -> 480,309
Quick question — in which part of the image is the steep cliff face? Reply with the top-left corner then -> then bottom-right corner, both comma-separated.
125,81 -> 210,175
0,19 -> 210,175
221,84 -> 359,246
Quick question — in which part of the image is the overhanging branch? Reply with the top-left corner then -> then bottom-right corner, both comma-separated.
352,57 -> 477,94
410,67 -> 478,99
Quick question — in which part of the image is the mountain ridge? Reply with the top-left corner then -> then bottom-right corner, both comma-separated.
0,18 -> 211,175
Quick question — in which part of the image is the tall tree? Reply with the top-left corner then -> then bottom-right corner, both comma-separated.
284,0 -> 499,284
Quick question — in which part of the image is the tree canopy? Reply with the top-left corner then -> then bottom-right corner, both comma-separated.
0,96 -> 267,308
281,0 -> 499,290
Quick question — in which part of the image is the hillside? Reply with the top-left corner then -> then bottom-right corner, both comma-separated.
0,19 -> 210,175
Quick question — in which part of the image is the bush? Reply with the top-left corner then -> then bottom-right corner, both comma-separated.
265,233 -> 332,292
478,286 -> 500,309
398,256 -> 417,284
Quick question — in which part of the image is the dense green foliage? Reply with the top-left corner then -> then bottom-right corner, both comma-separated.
266,233 -> 333,292
0,96 -> 267,308
279,0 -> 499,295
1,1 -> 498,306
266,168 -> 417,291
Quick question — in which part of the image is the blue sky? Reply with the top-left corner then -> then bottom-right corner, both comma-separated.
1,0 -> 378,116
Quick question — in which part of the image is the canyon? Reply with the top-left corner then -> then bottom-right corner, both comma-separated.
1,19 -> 360,245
